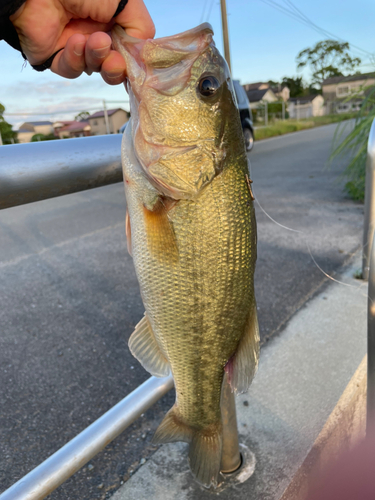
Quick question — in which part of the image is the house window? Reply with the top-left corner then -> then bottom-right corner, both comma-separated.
93,120 -> 98,126
336,85 -> 350,97
337,103 -> 349,111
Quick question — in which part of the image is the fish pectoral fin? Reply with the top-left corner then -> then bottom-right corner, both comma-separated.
143,197 -> 178,263
153,407 -> 222,488
129,313 -> 170,377
125,209 -> 132,257
226,304 -> 260,394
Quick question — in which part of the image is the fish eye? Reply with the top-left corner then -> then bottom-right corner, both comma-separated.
198,76 -> 220,97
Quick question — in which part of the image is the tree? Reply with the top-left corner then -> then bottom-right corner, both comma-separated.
74,111 -> 90,122
281,76 -> 305,97
0,103 -> 18,145
31,133 -> 57,142
296,40 -> 361,87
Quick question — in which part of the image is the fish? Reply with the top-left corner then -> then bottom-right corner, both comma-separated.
112,22 -> 259,488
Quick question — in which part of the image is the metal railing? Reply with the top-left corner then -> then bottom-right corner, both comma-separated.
362,119 -> 375,280
0,376 -> 174,500
0,135 -> 122,210
0,136 -> 242,499
360,118 -> 375,428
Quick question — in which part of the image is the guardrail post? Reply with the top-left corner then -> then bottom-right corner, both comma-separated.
220,374 -> 241,474
362,118 -> 375,280
368,231 -> 375,429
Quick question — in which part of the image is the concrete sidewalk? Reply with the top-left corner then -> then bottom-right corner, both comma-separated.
111,252 -> 367,500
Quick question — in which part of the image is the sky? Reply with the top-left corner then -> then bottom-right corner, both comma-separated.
1,0 -> 375,129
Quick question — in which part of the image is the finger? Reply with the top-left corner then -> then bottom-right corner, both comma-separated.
100,51 -> 127,85
51,34 -> 87,79
115,0 -> 155,39
85,32 -> 112,73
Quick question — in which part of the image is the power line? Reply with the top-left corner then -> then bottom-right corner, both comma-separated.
4,101 -> 130,117
257,0 -> 374,60
206,0 -> 216,22
282,0 -> 373,57
200,0 -> 209,23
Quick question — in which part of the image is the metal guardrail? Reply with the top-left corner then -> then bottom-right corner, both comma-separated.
364,119 -> 375,428
368,232 -> 375,427
0,135 -> 123,210
362,119 -> 375,280
0,376 -> 174,500
0,136 -> 242,499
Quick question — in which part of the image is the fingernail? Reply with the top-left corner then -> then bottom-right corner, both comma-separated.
106,70 -> 124,79
74,42 -> 85,57
93,45 -> 111,59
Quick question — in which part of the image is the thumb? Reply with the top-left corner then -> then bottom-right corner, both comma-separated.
114,0 -> 155,40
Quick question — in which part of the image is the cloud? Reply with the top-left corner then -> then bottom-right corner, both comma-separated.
4,93 -> 130,127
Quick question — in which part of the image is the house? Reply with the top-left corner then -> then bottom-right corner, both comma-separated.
245,88 -> 278,109
288,95 -> 324,119
53,120 -> 91,139
322,72 -> 375,114
53,120 -> 74,138
243,82 -> 290,102
270,85 -> 290,102
243,82 -> 269,92
88,108 -> 129,135
17,121 -> 54,143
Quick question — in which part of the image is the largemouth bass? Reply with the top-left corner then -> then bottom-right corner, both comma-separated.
112,23 -> 259,488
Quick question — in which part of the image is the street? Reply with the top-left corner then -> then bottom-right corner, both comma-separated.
0,123 -> 364,499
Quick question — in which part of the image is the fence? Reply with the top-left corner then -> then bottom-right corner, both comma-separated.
0,137 -> 241,500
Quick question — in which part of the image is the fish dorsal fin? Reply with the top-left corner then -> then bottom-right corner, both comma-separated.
225,304 -> 260,394
129,313 -> 170,377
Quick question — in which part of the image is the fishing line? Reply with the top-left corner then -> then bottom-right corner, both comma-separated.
251,187 -> 366,293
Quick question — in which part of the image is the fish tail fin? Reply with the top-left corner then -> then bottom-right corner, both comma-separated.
153,405 -> 192,444
188,424 -> 222,488
153,407 -> 222,488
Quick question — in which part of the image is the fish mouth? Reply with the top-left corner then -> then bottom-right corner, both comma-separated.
111,23 -> 215,101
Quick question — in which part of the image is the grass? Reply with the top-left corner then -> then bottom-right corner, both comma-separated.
254,113 -> 357,141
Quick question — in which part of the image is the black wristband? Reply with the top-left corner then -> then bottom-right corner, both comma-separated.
31,48 -> 64,72
28,0 -> 128,72
113,0 -> 128,18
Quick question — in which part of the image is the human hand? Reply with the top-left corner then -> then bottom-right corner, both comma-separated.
9,0 -> 155,84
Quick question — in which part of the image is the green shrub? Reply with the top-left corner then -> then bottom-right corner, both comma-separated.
330,87 -> 375,201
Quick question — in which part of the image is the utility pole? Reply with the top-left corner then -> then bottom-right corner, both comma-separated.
282,101 -> 285,120
264,102 -> 268,127
0,132 -> 3,146
296,100 -> 300,121
103,100 -> 111,135
220,0 -> 231,73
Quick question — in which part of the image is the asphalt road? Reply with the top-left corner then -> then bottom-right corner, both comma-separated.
0,123 -> 364,499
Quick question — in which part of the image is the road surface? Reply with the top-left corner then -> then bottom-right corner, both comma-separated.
0,123 -> 364,499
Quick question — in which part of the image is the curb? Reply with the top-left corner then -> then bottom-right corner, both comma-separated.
280,355 -> 367,500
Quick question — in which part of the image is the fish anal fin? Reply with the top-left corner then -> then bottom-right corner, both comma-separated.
153,406 -> 192,444
153,406 -> 222,488
143,197 -> 178,263
125,209 -> 132,256
129,313 -> 170,377
225,304 -> 260,394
